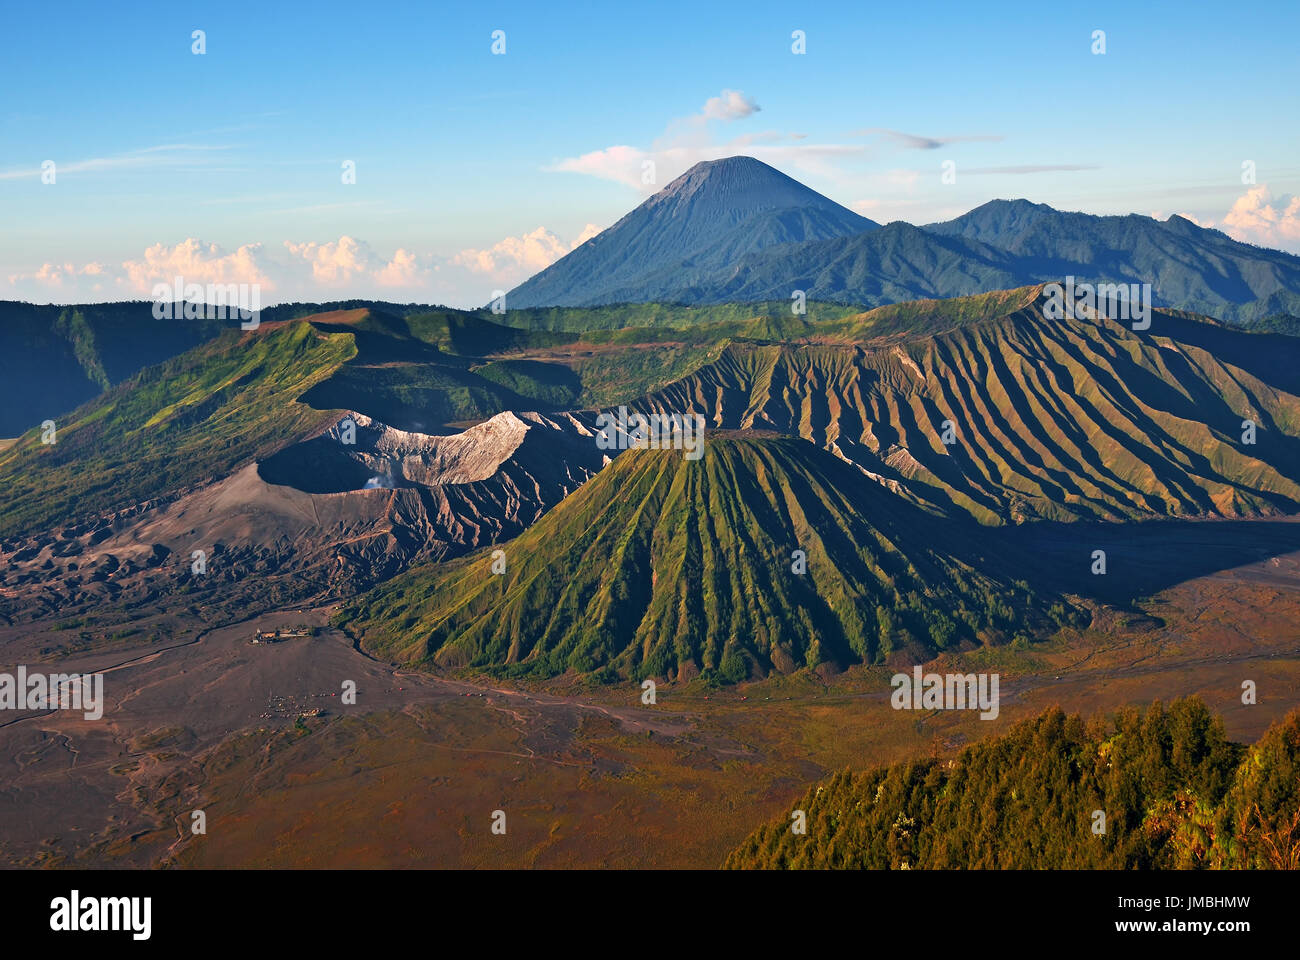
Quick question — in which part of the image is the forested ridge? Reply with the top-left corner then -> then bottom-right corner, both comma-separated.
726,698 -> 1300,869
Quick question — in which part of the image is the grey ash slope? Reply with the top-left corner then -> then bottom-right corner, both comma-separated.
505,156 -> 878,308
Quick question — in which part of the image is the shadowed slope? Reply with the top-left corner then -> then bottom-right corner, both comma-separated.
925,199 -> 1300,322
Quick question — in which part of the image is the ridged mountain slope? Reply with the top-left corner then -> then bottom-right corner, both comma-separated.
630,289 -> 1300,523
343,436 -> 1059,682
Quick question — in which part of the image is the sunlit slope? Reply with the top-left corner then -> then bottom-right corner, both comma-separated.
343,436 -> 1065,682
634,295 -> 1300,523
725,699 -> 1300,870
0,322 -> 356,538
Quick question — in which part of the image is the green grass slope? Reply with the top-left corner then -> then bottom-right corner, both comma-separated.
0,322 -> 356,537
341,435 -> 1069,683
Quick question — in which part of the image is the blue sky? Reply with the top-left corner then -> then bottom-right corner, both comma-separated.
2,0 -> 1298,307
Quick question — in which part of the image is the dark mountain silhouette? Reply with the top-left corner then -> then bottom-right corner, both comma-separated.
505,157 -> 1300,323
925,199 -> 1300,322
643,221 -> 1029,306
505,156 -> 878,308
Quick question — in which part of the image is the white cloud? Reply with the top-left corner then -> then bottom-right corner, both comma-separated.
702,89 -> 760,121
283,236 -> 377,285
549,146 -> 653,189
7,261 -> 115,299
572,222 -> 601,246
121,239 -> 275,294
373,248 -> 426,287
279,237 -> 433,289
551,141 -> 863,194
453,224 -> 601,282
548,107 -> 1013,198
1221,185 -> 1300,252
544,88 -> 865,194
36,263 -> 71,285
2,228 -> 596,308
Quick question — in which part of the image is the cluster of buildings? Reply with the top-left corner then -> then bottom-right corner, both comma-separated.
250,624 -> 316,644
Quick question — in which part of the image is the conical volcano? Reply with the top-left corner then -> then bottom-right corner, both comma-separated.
344,434 -> 1063,682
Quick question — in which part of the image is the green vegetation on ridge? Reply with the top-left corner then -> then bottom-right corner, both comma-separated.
727,698 -> 1300,870
635,299 -> 1300,524
341,436 -> 1074,683
0,322 -> 355,537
